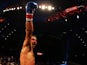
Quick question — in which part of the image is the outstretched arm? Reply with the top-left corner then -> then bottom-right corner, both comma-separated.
23,1 -> 38,48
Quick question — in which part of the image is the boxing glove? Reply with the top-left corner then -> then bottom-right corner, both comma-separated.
26,1 -> 38,22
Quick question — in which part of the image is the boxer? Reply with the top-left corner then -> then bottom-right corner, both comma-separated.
20,1 -> 38,65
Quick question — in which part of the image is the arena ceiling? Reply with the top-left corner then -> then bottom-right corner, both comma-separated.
0,0 -> 86,11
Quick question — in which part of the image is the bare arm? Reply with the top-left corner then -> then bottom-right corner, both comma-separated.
22,2 -> 38,49
22,21 -> 33,47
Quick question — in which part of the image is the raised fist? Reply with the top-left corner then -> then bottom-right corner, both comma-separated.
26,1 -> 38,13
26,1 -> 38,22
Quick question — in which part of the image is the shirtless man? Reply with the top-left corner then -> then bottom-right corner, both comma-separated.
20,1 -> 38,65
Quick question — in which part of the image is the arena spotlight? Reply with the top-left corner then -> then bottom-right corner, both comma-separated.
3,6 -> 23,12
39,4 -> 55,11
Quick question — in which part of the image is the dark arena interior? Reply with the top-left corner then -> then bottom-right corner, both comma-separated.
0,0 -> 87,65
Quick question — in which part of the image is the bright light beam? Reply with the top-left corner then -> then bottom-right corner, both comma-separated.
39,4 -> 55,11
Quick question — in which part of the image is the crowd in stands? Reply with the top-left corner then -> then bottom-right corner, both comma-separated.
0,56 -> 19,65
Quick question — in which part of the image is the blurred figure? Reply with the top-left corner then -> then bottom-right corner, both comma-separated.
20,1 -> 38,65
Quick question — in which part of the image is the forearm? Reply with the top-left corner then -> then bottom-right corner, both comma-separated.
26,20 -> 34,31
23,21 -> 33,48
25,21 -> 34,38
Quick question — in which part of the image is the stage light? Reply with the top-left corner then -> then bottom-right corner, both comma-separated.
37,52 -> 43,55
41,5 -> 46,10
3,6 -> 23,12
77,15 -> 79,19
65,19 -> 68,22
48,5 -> 54,11
17,7 -> 20,10
39,4 -> 55,11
